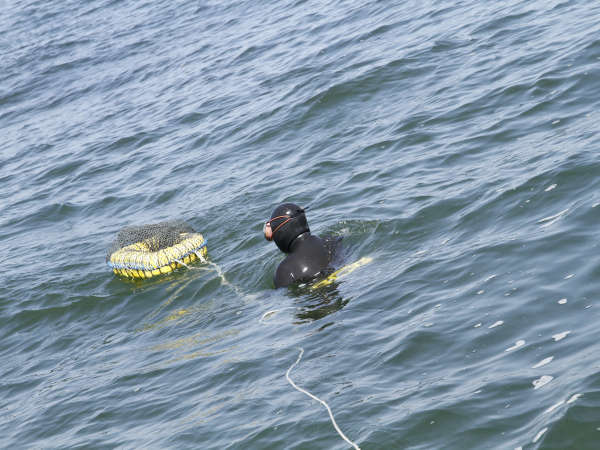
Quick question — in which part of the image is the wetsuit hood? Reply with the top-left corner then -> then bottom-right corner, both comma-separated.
268,203 -> 310,253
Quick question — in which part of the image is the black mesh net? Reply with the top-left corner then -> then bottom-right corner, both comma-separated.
106,220 -> 196,261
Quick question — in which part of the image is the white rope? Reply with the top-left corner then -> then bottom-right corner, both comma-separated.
286,348 -> 360,449
175,259 -> 189,268
193,251 -> 255,302
194,250 -> 208,264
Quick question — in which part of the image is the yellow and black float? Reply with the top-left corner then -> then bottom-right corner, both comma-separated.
107,221 -> 207,279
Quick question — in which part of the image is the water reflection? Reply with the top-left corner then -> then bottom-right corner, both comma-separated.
288,256 -> 372,323
289,280 -> 351,323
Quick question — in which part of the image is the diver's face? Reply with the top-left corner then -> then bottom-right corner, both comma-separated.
263,221 -> 273,241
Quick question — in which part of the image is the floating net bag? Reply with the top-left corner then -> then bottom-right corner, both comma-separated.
107,221 -> 207,279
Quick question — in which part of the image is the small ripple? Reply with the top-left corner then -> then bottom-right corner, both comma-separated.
505,340 -> 525,352
532,357 -> 553,369
532,427 -> 548,443
552,331 -> 570,341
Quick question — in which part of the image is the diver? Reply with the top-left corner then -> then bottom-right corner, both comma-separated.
263,203 -> 338,288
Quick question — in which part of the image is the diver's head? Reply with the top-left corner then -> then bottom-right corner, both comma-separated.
263,203 -> 310,253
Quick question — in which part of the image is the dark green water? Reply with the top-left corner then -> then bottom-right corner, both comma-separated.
2,0 -> 600,448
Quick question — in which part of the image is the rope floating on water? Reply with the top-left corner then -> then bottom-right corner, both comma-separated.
286,348 -> 361,450
202,259 -> 255,302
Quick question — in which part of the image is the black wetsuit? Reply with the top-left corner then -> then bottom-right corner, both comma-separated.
274,232 -> 334,288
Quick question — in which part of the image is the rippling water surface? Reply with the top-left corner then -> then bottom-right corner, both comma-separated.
2,0 -> 600,448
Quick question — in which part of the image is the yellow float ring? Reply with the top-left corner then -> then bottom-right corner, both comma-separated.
107,233 -> 207,279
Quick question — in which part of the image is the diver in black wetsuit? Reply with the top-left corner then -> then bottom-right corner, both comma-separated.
263,203 -> 336,288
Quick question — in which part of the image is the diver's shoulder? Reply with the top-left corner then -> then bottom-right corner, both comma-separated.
274,257 -> 297,288
302,234 -> 328,248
